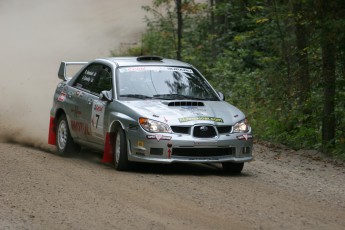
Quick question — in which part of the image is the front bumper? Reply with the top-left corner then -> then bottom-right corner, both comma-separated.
126,130 -> 253,164
129,154 -> 253,164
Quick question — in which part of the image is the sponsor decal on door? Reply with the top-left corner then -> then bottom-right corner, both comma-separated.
91,100 -> 105,138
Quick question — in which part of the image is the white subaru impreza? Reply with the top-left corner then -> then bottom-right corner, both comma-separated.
48,56 -> 253,173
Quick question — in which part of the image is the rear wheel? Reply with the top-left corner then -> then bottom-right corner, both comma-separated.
222,162 -> 244,174
56,114 -> 78,156
114,127 -> 130,171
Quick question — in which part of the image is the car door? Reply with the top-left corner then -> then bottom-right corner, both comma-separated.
70,64 -> 103,141
87,65 -> 113,145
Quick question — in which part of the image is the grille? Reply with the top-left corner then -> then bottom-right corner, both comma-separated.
193,125 -> 217,138
216,126 -> 232,134
172,125 -> 231,135
171,126 -> 190,134
172,147 -> 235,157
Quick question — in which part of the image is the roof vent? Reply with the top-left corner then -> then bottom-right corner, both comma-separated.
137,56 -> 163,61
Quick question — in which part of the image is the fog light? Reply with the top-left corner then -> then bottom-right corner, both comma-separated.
236,134 -> 253,140
150,148 -> 163,155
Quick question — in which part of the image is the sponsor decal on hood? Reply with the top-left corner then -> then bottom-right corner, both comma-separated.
178,117 -> 224,123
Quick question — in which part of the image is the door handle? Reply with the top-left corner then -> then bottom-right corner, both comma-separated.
88,98 -> 93,105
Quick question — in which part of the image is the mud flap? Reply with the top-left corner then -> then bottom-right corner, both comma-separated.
48,117 -> 56,145
102,132 -> 115,163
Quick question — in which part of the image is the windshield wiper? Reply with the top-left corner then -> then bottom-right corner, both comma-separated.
153,94 -> 187,100
120,94 -> 152,99
153,94 -> 211,100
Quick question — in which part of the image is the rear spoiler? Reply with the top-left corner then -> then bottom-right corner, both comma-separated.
58,61 -> 88,81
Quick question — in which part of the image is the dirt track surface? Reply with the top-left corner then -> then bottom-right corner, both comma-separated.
0,143 -> 344,230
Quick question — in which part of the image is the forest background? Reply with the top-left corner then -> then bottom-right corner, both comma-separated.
114,0 -> 345,159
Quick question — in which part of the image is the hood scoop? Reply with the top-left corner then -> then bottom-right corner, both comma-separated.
167,101 -> 204,107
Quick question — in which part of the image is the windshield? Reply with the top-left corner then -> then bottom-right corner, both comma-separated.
117,66 -> 219,101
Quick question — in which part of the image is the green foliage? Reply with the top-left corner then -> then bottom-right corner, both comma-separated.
114,0 -> 345,158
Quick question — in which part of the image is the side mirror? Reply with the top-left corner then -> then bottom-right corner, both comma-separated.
99,90 -> 113,102
218,91 -> 225,101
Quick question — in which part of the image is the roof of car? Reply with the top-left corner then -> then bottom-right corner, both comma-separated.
102,56 -> 192,68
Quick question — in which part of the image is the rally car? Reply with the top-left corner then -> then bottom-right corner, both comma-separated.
48,56 -> 253,173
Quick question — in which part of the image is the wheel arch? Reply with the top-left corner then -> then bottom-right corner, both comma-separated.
55,108 -> 66,121
108,119 -> 125,133
102,119 -> 126,164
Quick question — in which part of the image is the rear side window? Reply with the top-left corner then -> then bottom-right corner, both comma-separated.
92,66 -> 112,94
73,64 -> 112,95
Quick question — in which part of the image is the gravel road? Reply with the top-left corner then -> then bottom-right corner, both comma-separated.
0,142 -> 344,230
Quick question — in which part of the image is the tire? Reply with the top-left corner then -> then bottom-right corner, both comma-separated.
113,127 -> 130,171
222,162 -> 244,174
56,114 -> 77,156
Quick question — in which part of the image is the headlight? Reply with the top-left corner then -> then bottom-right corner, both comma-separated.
233,119 -> 249,133
139,117 -> 171,133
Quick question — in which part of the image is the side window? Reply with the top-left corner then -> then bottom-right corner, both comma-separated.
91,66 -> 112,94
73,64 -> 101,92
73,64 -> 112,95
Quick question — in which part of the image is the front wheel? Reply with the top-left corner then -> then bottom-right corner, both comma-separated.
222,162 -> 244,174
56,114 -> 78,156
113,127 -> 130,171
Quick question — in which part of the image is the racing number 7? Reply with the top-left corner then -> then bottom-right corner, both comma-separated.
95,114 -> 100,128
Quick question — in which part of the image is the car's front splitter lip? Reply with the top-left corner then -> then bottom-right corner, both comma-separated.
128,154 -> 253,164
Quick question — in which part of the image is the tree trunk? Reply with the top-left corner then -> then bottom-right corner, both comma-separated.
176,0 -> 182,60
321,41 -> 336,148
319,0 -> 336,149
210,0 -> 217,60
292,1 -> 310,104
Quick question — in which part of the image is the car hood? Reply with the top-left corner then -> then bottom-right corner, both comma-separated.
120,100 -> 245,126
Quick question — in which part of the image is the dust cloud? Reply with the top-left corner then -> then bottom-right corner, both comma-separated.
0,0 -> 152,151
